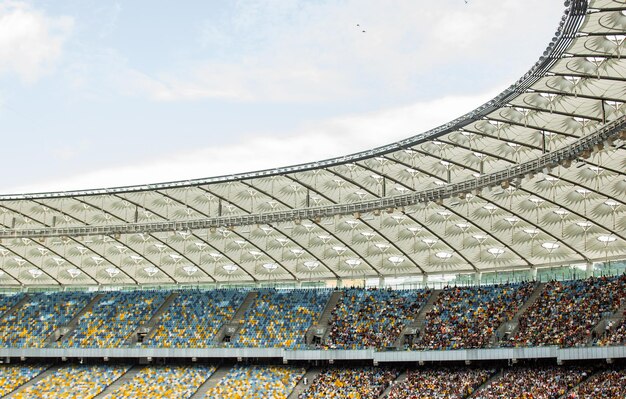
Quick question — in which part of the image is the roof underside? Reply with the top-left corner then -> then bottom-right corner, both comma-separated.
0,0 -> 625,287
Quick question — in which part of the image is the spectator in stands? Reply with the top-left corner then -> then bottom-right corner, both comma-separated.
325,288 -> 429,349
473,366 -> 589,399
412,282 -> 533,350
566,369 -> 626,398
505,276 -> 626,347
385,367 -> 494,399
299,367 -> 398,399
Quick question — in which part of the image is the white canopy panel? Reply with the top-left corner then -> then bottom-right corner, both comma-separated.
0,0 -> 624,287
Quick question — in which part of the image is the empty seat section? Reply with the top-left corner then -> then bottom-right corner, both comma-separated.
231,289 -> 331,349
0,364 -> 48,396
0,293 -> 24,317
299,367 -> 398,399
326,288 -> 429,349
60,290 -> 168,348
103,365 -> 216,398
505,276 -> 626,347
146,289 -> 247,347
0,292 -> 94,348
12,364 -> 130,399
413,282 -> 534,350
204,364 -> 304,398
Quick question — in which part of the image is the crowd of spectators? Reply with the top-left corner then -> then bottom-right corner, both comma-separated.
473,366 -> 589,399
325,288 -> 429,349
145,290 -> 247,348
413,283 -> 534,350
0,292 -> 94,348
0,364 -> 48,396
231,289 -> 331,349
60,290 -> 168,348
505,276 -> 626,347
300,367 -> 399,399
204,364 -> 304,399
103,365 -> 216,398
565,369 -> 626,398
384,368 -> 494,399
13,364 -> 129,399
595,315 -> 626,346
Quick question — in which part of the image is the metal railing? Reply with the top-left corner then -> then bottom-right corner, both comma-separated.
1,113 -> 622,239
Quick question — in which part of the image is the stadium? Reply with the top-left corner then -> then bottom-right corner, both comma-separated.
0,0 -> 625,397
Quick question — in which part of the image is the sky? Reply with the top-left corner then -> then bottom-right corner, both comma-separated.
0,0 -> 565,194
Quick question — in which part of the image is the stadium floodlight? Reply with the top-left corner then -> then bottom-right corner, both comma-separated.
388,256 -> 405,266
28,269 -> 43,278
209,252 -> 223,261
345,259 -> 361,269
332,246 -> 347,255
435,252 -> 453,260
487,248 -> 505,259
90,256 -> 104,265
182,265 -> 198,276
290,249 -> 305,258
275,238 -> 289,246
222,264 -> 238,274
597,235 -> 617,244
262,263 -> 278,273
541,242 -> 560,254
303,261 -> 319,271
105,267 -> 120,278
422,238 -> 437,248
52,257 -> 66,266
143,266 -> 159,277
66,268 -> 81,278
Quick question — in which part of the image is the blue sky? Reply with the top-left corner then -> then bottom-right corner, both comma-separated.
0,0 -> 564,193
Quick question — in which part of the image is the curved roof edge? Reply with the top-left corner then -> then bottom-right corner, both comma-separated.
0,0 -> 585,201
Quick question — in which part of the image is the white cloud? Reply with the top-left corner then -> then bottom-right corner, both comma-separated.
0,2 -> 73,83
5,87 -> 500,193
119,0 -> 562,103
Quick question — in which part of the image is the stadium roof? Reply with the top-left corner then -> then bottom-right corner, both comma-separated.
0,0 -> 624,287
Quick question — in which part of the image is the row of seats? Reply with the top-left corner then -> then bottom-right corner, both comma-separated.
325,289 -> 429,349
0,292 -> 94,348
0,364 -> 48,396
60,290 -> 169,348
300,367 -> 398,399
0,276 -> 625,350
13,364 -> 129,399
505,276 -> 626,347
413,282 -> 534,350
230,289 -> 331,349
146,290 -> 247,348
204,365 -> 304,399
1,364 -> 625,397
384,368 -> 494,399
0,293 -> 24,316
103,365 -> 216,398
